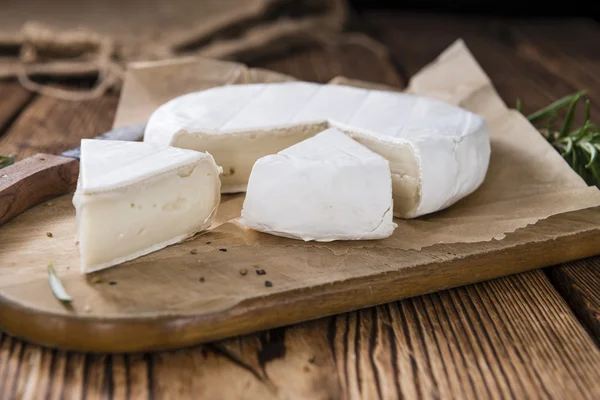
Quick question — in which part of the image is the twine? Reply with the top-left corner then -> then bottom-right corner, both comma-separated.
17,22 -> 123,101
14,20 -> 393,101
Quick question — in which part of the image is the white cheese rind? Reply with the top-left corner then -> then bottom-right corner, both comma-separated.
144,82 -> 490,218
238,128 -> 397,241
73,139 -> 222,273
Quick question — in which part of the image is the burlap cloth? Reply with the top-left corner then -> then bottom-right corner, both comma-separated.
0,0 -> 357,100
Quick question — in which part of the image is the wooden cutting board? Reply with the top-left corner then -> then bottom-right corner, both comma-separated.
2,41 -> 600,353
1,193 -> 600,353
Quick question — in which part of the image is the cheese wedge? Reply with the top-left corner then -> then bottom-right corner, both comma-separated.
72,139 -> 221,273
144,82 -> 490,218
238,128 -> 397,241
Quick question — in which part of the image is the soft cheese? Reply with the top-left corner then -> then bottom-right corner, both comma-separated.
144,82 -> 490,218
239,128 -> 397,241
72,139 -> 222,273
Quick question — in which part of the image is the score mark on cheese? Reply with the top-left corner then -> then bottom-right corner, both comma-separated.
72,139 -> 221,273
144,82 -> 490,218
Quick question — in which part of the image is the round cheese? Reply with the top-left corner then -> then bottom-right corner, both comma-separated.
144,82 -> 490,218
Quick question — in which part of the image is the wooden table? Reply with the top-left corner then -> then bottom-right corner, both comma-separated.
1,10 -> 600,400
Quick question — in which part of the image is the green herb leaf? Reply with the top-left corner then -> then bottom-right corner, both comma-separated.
0,154 -> 16,170
559,93 -> 583,139
573,120 -> 591,142
585,99 -> 591,122
527,90 -> 587,124
520,90 -> 599,187
590,160 -> 600,184
544,112 -> 558,140
516,98 -> 522,113
582,142 -> 598,168
561,137 -> 574,156
48,263 -> 72,303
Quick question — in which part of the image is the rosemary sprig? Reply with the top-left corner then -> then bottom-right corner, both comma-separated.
518,91 -> 600,187
0,154 -> 16,169
526,90 -> 587,124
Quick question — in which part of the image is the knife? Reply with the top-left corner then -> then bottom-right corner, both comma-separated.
0,123 -> 146,227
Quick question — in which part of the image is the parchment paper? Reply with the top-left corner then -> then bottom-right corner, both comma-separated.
112,39 -> 600,251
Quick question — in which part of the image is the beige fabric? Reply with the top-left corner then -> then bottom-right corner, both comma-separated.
0,0 -> 348,99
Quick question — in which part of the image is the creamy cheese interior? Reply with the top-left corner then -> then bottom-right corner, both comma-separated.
171,123 -> 327,192
75,160 -> 220,273
172,124 -> 420,217
349,134 -> 421,218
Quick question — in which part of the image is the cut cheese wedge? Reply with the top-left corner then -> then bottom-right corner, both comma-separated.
72,139 -> 222,273
239,128 -> 397,241
144,82 -> 490,218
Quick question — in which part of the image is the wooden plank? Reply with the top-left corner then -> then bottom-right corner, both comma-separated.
363,12 -> 600,116
548,260 -> 600,341
255,39 -> 404,88
508,19 -> 600,102
1,270 -> 600,399
0,81 -> 35,137
0,83 -> 118,230
151,272 -> 600,399
0,93 -> 118,159
1,17 -> 600,400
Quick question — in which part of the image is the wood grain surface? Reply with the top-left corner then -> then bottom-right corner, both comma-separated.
1,270 -> 598,399
2,37 -> 600,355
548,260 -> 600,342
0,10 -> 599,400
0,93 -> 118,159
0,82 -> 34,137
363,13 -> 600,113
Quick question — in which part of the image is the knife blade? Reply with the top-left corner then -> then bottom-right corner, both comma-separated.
0,123 -> 146,226
60,123 -> 147,160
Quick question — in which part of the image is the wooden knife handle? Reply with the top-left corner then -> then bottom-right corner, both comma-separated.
0,153 -> 79,226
